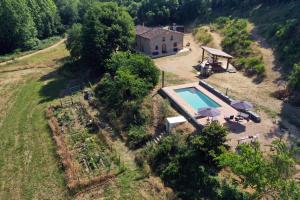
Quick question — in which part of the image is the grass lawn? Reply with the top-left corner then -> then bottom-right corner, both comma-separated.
0,76 -> 68,199
0,42 -> 70,199
0,36 -> 63,63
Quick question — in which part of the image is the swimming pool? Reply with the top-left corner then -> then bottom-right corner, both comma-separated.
175,87 -> 221,111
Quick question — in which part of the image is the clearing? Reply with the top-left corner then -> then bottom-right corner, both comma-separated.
0,36 -> 171,199
154,26 -> 300,148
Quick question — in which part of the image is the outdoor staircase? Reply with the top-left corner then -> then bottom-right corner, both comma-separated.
148,131 -> 168,145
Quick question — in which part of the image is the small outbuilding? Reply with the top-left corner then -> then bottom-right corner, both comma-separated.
165,115 -> 187,133
200,46 -> 235,73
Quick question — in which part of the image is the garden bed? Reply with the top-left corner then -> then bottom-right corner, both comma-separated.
46,102 -> 124,192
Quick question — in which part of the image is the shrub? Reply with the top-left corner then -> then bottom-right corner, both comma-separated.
127,126 -> 151,149
215,17 -> 265,77
288,64 -> 300,91
235,56 -> 265,76
193,27 -> 213,45
158,99 -> 172,122
123,101 -> 151,126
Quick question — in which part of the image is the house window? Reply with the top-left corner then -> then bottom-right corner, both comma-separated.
155,45 -> 158,50
171,35 -> 173,40
173,42 -> 177,47
162,37 -> 165,42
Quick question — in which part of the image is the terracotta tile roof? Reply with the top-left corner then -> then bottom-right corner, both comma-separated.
136,25 -> 183,39
136,25 -> 152,35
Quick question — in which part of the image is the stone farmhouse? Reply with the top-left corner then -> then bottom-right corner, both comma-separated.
134,25 -> 184,58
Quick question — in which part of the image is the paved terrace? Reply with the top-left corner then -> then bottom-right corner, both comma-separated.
160,82 -> 283,150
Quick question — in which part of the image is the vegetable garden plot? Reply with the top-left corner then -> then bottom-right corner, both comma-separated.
47,102 -> 123,192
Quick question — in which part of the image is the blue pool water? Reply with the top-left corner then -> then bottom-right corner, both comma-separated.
175,87 -> 221,111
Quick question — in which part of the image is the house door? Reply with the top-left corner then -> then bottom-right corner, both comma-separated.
162,44 -> 167,54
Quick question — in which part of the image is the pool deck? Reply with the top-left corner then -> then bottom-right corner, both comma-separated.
161,82 -> 239,127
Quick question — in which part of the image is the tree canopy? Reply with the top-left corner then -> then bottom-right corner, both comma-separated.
81,2 -> 135,68
26,0 -> 61,38
95,51 -> 159,107
217,141 -> 300,200
0,0 -> 62,54
0,0 -> 37,54
66,23 -> 82,60
141,122 -> 248,199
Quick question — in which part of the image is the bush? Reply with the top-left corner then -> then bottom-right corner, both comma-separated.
158,99 -> 172,122
215,17 -> 265,77
193,27 -> 213,45
235,56 -> 265,76
123,101 -> 151,126
127,126 -> 151,149
288,64 -> 300,91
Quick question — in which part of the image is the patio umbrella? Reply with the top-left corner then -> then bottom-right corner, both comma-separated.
198,107 -> 221,118
231,100 -> 253,111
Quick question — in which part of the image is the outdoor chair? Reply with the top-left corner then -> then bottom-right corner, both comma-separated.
224,115 -> 234,121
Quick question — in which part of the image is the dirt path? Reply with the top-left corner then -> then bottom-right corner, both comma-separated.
0,38 -> 66,66
250,27 -> 283,84
154,33 -> 201,80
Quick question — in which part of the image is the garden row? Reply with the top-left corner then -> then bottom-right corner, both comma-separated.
46,101 -> 124,193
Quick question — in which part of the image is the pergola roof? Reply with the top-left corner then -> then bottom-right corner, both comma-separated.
201,46 -> 233,59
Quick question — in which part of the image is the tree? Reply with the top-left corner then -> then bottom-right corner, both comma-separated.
99,52 -> 159,106
55,0 -> 79,26
0,0 -> 37,54
81,2 -> 135,69
105,51 -> 160,87
66,24 -> 82,60
142,122 -> 237,200
26,0 -> 61,38
95,69 -> 151,107
189,121 -> 229,165
217,140 -> 300,199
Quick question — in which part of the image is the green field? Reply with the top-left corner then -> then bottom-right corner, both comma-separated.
0,42 -> 69,199
0,78 -> 68,199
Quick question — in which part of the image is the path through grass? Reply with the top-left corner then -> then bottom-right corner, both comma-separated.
0,78 -> 68,200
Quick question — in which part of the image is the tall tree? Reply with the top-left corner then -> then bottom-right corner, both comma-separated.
26,0 -> 61,38
0,0 -> 37,54
55,0 -> 80,26
81,2 -> 135,69
66,24 -> 82,60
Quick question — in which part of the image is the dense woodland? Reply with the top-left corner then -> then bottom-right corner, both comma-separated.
0,0 -> 300,199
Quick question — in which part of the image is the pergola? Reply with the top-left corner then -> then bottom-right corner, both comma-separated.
201,46 -> 233,70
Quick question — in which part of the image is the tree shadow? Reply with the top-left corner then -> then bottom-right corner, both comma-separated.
39,75 -> 69,104
224,121 -> 246,134
38,60 -> 100,104
279,103 -> 300,137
